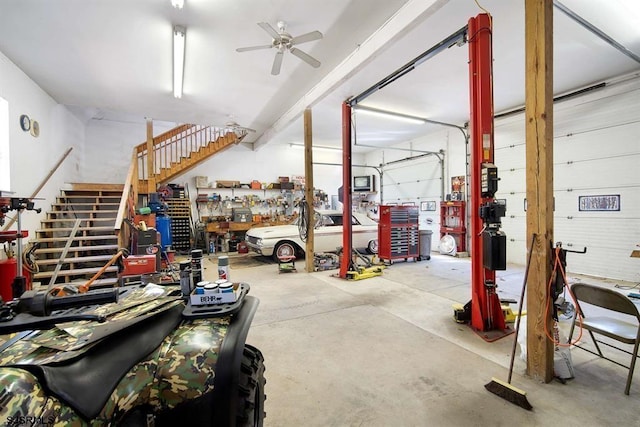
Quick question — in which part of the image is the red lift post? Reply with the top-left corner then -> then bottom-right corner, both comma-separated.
341,14 -> 509,326
468,14 -> 510,339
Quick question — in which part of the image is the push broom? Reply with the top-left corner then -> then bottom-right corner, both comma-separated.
484,234 -> 536,410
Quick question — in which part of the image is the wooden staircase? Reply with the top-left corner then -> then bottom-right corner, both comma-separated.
26,124 -> 247,289
135,124 -> 248,194
32,186 -> 124,288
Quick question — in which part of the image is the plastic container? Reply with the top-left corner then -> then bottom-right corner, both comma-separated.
219,282 -> 234,293
204,283 -> 219,294
218,255 -> 229,280
419,230 -> 433,261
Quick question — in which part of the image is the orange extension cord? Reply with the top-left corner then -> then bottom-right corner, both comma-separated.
544,245 -> 584,348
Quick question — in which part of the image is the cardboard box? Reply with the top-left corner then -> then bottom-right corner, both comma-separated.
195,176 -> 209,188
133,213 -> 156,228
216,180 -> 240,188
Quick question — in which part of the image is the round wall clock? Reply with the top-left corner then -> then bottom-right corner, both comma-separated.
30,120 -> 40,138
20,114 -> 31,132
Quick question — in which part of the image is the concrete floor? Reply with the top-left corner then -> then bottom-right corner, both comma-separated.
201,252 -> 640,427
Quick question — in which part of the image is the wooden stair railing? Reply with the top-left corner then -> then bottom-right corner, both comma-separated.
114,123 -> 247,244
115,150 -> 139,248
136,124 -> 247,192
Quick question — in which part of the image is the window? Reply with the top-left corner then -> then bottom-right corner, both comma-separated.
0,97 -> 9,191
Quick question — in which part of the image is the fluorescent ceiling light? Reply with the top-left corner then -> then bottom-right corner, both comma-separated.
354,106 -> 427,124
173,25 -> 186,98
171,0 -> 184,9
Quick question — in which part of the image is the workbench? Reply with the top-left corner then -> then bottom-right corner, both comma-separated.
205,219 -> 293,253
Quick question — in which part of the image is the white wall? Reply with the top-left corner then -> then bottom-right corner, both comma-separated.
0,51 -> 83,241
174,143 -> 361,219
82,118 -> 177,183
364,72 -> 640,282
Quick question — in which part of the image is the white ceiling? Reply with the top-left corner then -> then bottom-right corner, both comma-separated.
0,0 -> 639,153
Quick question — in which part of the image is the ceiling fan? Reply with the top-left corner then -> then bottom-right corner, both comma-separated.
225,121 -> 256,134
236,21 -> 323,75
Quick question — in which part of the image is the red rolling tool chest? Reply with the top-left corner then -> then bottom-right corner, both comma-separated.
378,205 -> 419,263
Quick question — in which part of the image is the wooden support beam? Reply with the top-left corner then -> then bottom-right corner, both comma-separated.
525,0 -> 555,383
146,119 -> 155,193
304,109 -> 315,273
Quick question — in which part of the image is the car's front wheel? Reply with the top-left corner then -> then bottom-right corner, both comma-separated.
367,239 -> 378,254
273,241 -> 298,262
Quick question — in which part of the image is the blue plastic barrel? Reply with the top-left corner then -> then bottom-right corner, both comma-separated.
156,215 -> 173,250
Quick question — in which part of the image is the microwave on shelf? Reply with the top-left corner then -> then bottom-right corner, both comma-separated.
353,175 -> 376,192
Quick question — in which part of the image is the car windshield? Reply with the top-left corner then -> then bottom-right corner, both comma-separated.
312,214 -> 359,227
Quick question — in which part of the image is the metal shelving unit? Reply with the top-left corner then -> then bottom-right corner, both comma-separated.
440,201 -> 466,253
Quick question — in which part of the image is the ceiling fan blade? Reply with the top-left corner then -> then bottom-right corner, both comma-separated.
291,30 -> 323,45
271,50 -> 284,75
290,47 -> 321,68
243,127 -> 257,133
258,22 -> 281,40
236,45 -> 273,52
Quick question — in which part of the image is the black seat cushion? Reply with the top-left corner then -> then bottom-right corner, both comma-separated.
21,303 -> 183,419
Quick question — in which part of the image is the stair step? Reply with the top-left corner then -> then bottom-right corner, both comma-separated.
40,218 -> 115,224
35,226 -> 114,234
33,235 -> 118,243
58,195 -> 121,200
64,184 -> 124,193
35,244 -> 119,254
48,210 -> 118,214
33,265 -> 119,279
32,277 -> 119,289
36,255 -> 116,265
51,202 -> 120,208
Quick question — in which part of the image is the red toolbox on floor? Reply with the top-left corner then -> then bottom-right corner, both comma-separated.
121,254 -> 158,276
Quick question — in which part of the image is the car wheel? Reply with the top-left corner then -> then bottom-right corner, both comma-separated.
236,344 -> 266,427
367,239 -> 378,254
273,241 -> 297,262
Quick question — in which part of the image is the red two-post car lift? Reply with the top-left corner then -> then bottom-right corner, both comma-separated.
341,13 -> 511,341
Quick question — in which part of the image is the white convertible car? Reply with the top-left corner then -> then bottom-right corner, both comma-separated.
245,210 -> 379,261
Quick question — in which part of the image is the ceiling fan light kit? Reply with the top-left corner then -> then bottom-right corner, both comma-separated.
236,21 -> 323,75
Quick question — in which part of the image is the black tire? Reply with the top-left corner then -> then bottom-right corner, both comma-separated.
236,344 -> 266,427
366,239 -> 379,254
273,241 -> 298,262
